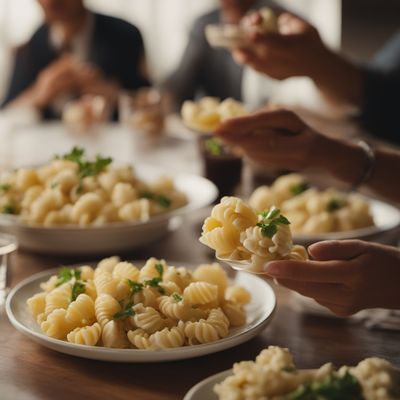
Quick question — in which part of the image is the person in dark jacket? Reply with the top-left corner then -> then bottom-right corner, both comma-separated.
1,0 -> 148,119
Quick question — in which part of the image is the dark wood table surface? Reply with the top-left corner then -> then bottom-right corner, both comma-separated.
1,118 -> 400,400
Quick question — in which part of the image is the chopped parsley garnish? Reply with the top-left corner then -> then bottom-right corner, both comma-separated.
139,191 -> 171,208
144,277 -> 166,294
257,208 -> 290,238
281,366 -> 296,373
56,147 -> 112,193
56,267 -> 82,287
50,182 -> 59,189
155,263 -> 164,278
172,293 -> 183,302
114,302 -> 135,319
205,137 -> 223,156
126,279 -> 144,294
2,203 -> 16,214
0,184 -> 11,193
287,372 -> 363,400
290,182 -> 309,196
71,281 -> 86,302
327,198 -> 346,212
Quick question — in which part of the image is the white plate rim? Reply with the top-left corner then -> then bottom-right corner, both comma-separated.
183,369 -> 232,400
5,265 -> 276,363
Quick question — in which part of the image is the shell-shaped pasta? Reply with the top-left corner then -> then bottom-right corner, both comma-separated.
95,294 -> 121,327
41,309 -> 73,339
111,182 -> 137,208
184,309 -> 230,344
95,256 -> 120,276
21,185 -> 43,209
43,204 -> 73,226
16,168 -> 40,191
118,199 -> 150,222
49,169 -> 79,194
159,281 -> 182,295
127,329 -> 152,349
71,193 -> 104,225
133,305 -> 166,334
272,174 -> 306,203
225,286 -> 251,305
133,286 -> 159,309
200,197 -> 258,257
139,258 -> 166,281
302,212 -> 335,234
102,320 -> 130,348
29,188 -> 65,223
249,186 -> 277,212
222,302 -> 246,327
158,296 -> 193,321
67,322 -> 101,346
84,280 -> 97,300
183,282 -> 219,306
193,263 -> 228,303
45,283 -> 72,315
163,266 -> 193,291
94,272 -> 119,298
79,266 -> 95,281
112,262 -> 140,282
97,170 -> 120,193
150,321 -> 185,349
65,294 -> 96,327
40,275 -> 58,292
27,292 -> 47,318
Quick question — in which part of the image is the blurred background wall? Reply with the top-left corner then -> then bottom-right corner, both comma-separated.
0,0 -> 398,103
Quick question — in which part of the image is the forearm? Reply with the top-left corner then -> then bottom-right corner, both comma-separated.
309,47 -> 363,107
6,83 -> 47,111
317,135 -> 400,202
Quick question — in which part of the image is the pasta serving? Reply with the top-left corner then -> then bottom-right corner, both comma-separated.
181,97 -> 247,133
214,346 -> 400,400
200,196 -> 308,273
0,147 -> 187,226
249,174 -> 375,234
26,257 -> 251,349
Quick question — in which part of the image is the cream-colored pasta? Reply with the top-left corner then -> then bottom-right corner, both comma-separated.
183,282 -> 219,306
214,346 -> 398,400
65,294 -> 96,327
67,322 -> 101,346
224,286 -> 251,305
0,149 -> 187,225
250,174 -> 375,234
95,294 -> 121,328
200,198 -> 308,272
27,257 -> 252,349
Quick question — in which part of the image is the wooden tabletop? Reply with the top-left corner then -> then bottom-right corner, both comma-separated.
1,120 -> 400,400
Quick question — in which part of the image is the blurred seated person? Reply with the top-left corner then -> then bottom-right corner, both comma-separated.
1,0 -> 149,120
163,0 -> 281,108
232,11 -> 400,144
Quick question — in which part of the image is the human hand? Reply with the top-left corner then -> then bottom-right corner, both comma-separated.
263,240 -> 400,316
31,55 -> 82,108
215,109 -> 330,171
233,12 -> 328,80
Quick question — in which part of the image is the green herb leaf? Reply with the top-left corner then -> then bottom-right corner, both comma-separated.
327,197 -> 346,212
290,182 -> 309,196
257,208 -> 290,238
113,302 -> 135,319
60,146 -> 85,163
0,184 -> 11,193
2,203 -> 16,214
144,277 -> 166,294
139,191 -> 171,208
205,137 -> 223,156
172,293 -> 183,302
50,182 -> 59,189
71,281 -> 86,302
126,279 -> 144,294
281,366 -> 296,373
155,263 -> 164,278
56,267 -> 74,286
287,371 -> 363,400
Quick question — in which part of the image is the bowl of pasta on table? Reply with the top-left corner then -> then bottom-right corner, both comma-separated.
6,257 -> 276,362
0,147 -> 217,255
184,346 -> 400,400
249,174 -> 400,246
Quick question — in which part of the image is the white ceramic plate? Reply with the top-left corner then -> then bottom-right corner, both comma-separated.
0,165 -> 218,255
6,264 -> 276,363
184,369 -> 232,400
293,198 -> 400,246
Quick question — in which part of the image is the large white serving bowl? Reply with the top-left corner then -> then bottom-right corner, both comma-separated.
6,264 -> 276,363
293,198 -> 400,247
0,165 -> 218,255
